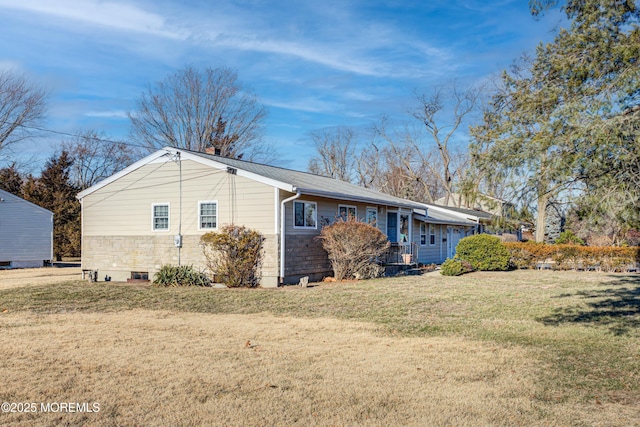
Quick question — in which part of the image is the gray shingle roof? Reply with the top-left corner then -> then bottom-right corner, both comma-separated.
187,149 -> 425,209
429,205 -> 494,220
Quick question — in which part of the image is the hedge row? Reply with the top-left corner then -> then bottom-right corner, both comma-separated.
504,242 -> 640,272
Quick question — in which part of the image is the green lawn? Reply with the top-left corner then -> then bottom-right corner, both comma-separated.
1,269 -> 639,407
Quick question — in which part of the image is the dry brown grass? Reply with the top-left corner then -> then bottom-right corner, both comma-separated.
0,269 -> 639,426
0,267 -> 81,290
0,310 -> 633,427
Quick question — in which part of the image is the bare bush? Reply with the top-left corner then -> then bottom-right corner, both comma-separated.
317,219 -> 390,281
201,225 -> 264,287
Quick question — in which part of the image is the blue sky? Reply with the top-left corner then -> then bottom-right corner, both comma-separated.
0,0 -> 563,171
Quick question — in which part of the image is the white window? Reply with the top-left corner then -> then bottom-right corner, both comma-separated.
429,224 -> 436,246
199,201 -> 218,230
366,207 -> 378,225
152,203 -> 169,231
338,204 -> 357,221
294,201 -> 317,228
420,223 -> 427,245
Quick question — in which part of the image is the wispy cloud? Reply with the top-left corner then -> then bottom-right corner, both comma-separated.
214,35 -> 386,77
263,97 -> 340,114
0,0 -> 187,39
0,0 -> 564,171
84,110 -> 129,119
0,0 -> 452,78
0,60 -> 23,71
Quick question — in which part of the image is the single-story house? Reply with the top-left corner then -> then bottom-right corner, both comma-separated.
413,206 -> 477,261
77,148 -> 475,287
0,189 -> 53,268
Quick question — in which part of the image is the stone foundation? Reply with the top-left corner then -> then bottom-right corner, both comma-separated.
82,234 -> 279,287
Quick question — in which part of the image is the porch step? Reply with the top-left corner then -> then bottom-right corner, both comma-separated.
406,268 -> 423,276
384,265 -> 424,277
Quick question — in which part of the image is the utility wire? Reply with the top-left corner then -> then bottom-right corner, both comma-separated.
19,125 -> 150,150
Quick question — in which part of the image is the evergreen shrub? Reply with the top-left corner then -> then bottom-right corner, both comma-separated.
440,258 -> 473,276
555,230 -> 585,245
455,234 -> 511,271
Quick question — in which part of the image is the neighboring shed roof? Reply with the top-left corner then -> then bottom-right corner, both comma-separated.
0,189 -> 53,216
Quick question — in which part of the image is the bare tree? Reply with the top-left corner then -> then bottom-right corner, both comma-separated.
307,127 -> 357,181
354,139 -> 383,189
411,82 -> 484,206
61,130 -> 139,190
372,117 -> 449,203
0,70 -> 47,157
129,66 -> 267,159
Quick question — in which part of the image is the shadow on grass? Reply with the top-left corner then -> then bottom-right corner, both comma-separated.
539,275 -> 640,335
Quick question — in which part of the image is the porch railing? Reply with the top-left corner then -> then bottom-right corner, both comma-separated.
381,242 -> 419,265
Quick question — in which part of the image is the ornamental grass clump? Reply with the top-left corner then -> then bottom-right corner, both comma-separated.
201,225 -> 265,288
317,218 -> 390,281
153,265 -> 211,287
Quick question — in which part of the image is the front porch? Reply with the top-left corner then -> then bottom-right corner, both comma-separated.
382,242 -> 419,266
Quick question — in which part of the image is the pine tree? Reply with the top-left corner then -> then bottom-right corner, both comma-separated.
472,0 -> 639,242
0,163 -> 23,195
23,151 -> 81,260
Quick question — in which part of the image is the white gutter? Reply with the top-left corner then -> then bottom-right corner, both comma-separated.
297,188 -> 423,210
279,191 -> 301,283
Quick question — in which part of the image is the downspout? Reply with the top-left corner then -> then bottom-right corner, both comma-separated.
280,191 -> 301,283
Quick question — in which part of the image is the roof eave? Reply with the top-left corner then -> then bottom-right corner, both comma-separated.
296,188 -> 424,210
77,149 -> 173,199
179,149 -> 296,192
421,202 -> 494,222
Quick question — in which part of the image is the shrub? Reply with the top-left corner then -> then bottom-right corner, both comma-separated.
440,258 -> 473,276
153,265 -> 210,287
503,242 -> 639,272
317,218 -> 390,281
503,241 -> 557,269
455,234 -> 511,271
555,230 -> 585,245
201,225 -> 265,288
552,244 -> 581,270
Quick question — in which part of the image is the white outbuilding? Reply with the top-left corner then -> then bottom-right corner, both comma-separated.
0,189 -> 53,268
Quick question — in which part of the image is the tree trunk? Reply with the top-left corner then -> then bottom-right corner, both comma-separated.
535,192 -> 549,243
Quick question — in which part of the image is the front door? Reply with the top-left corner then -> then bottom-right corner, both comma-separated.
447,227 -> 462,259
387,212 -> 398,243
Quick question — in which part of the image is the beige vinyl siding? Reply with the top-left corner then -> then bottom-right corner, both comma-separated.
81,158 -> 279,285
83,159 -> 276,237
